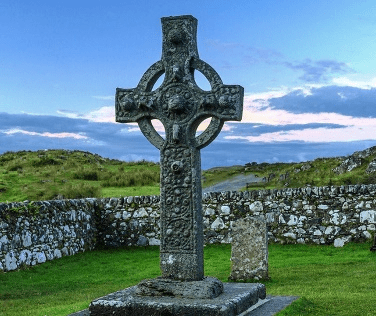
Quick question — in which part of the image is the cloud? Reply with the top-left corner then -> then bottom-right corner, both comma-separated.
332,76 -> 376,89
283,59 -> 352,82
57,106 -> 115,123
2,129 -> 88,140
206,40 -> 351,84
265,86 -> 376,117
233,84 -> 376,144
225,125 -> 376,143
205,39 -> 283,68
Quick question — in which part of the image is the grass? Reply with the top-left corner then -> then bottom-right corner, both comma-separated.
102,185 -> 160,197
0,243 -> 375,316
0,150 -> 160,202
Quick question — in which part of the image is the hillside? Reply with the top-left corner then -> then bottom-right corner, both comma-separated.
0,149 -> 160,202
202,146 -> 376,191
1,146 -> 376,202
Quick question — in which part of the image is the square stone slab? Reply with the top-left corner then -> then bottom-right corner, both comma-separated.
89,282 -> 266,316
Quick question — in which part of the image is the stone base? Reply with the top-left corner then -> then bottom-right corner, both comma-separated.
89,282 -> 266,316
135,276 -> 224,299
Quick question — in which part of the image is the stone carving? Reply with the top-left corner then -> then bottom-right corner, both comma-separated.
115,15 -> 243,281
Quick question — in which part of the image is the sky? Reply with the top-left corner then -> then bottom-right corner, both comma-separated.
1,0 -> 376,169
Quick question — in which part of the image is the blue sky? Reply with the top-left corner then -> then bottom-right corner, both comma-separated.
1,0 -> 376,169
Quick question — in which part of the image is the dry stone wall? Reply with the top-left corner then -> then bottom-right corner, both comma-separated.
202,185 -> 376,247
0,199 -> 97,272
1,184 -> 376,272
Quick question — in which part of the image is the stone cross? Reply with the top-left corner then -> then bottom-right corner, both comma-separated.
116,15 -> 243,281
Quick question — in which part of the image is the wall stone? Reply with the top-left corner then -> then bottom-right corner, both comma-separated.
1,184 -> 376,272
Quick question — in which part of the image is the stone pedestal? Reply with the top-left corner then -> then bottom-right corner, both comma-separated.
89,281 -> 266,316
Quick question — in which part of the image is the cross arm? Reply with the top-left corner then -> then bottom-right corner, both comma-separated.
194,84 -> 243,122
115,88 -> 158,123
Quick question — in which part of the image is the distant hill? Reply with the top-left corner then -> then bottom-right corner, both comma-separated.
1,146 -> 376,203
202,146 -> 376,190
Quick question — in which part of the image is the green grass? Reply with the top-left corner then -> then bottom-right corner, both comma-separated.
0,150 -> 160,202
102,185 -> 160,197
1,243 -> 375,316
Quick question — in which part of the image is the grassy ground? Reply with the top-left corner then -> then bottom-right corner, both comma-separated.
0,243 -> 375,316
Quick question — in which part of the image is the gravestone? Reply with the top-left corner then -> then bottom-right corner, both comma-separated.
89,15 -> 266,315
371,233 -> 376,251
229,216 -> 269,281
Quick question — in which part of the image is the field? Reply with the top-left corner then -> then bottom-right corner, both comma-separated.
0,242 -> 375,316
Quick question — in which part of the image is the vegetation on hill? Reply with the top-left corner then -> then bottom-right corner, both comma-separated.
1,146 -> 376,202
0,149 -> 160,202
203,146 -> 376,191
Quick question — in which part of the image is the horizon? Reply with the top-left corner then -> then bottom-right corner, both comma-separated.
1,1 -> 376,169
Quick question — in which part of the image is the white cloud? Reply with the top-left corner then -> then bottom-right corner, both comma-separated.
57,106 -> 115,123
332,76 -> 376,89
225,125 -> 376,143
3,129 -> 88,140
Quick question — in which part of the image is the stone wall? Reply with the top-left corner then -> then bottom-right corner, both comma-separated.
0,199 -> 97,272
1,184 -> 376,272
202,185 -> 376,247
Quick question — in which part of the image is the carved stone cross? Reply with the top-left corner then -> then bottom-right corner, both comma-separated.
116,15 -> 243,281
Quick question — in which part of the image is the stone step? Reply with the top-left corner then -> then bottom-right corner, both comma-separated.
88,282 -> 266,316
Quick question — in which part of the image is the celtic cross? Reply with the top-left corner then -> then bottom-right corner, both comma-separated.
116,15 -> 243,281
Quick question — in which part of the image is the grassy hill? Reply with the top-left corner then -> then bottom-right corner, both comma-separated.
0,149 -> 160,202
202,146 -> 376,190
1,146 -> 376,202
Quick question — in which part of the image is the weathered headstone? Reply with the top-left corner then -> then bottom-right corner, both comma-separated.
370,233 -> 376,251
229,216 -> 269,281
89,15 -> 266,315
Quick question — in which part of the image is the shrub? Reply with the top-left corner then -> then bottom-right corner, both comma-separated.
102,169 -> 159,187
8,164 -> 23,172
32,157 -> 61,167
73,171 -> 99,181
54,183 -> 101,199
